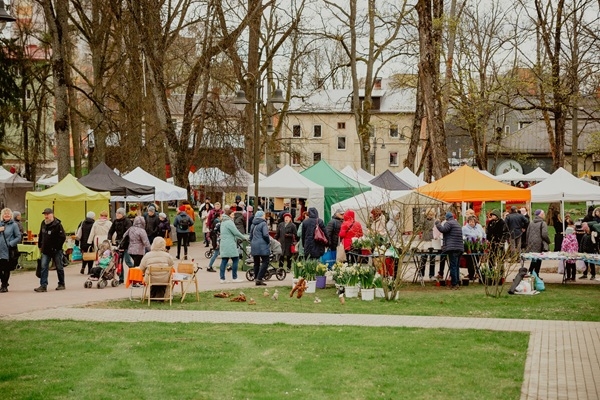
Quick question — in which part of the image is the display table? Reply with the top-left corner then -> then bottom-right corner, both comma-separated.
411,249 -> 485,286
520,252 -> 599,284
18,244 -> 41,261
125,267 -> 144,288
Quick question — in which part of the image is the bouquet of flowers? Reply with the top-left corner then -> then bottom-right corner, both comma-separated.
332,262 -> 360,286
316,262 -> 328,277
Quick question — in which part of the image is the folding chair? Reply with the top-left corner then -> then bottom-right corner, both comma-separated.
172,261 -> 200,302
142,265 -> 173,306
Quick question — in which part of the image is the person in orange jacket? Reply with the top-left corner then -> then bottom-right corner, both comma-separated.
181,200 -> 197,242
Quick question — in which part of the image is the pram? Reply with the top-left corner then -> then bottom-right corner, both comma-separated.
84,240 -> 121,289
242,238 -> 286,281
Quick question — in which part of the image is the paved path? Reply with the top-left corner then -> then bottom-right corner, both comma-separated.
1,241 -> 599,400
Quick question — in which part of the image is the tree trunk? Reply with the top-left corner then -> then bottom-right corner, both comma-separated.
417,0 -> 449,179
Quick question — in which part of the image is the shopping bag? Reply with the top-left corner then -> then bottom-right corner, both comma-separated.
71,245 -> 83,261
290,243 -> 298,254
336,241 -> 346,262
164,232 -> 173,247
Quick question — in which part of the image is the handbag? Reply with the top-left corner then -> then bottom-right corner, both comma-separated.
2,231 -> 19,270
82,251 -> 97,261
314,224 -> 328,245
336,240 -> 346,262
164,231 -> 173,247
71,244 -> 83,261
290,242 -> 298,254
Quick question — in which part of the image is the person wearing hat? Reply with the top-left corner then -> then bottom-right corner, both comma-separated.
325,209 -> 344,253
75,211 -> 96,275
505,205 -> 528,255
434,212 -> 464,289
525,209 -> 550,277
249,210 -> 270,285
485,209 -> 509,271
275,212 -> 298,271
157,212 -> 172,252
174,205 -> 192,260
561,226 -> 579,281
35,208 -> 67,292
107,207 -> 133,280
87,210 -> 112,253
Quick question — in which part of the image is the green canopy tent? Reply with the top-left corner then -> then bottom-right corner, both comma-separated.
301,160 -> 371,221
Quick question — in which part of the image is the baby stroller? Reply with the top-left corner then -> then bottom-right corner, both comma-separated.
84,240 -> 121,289
244,238 -> 286,281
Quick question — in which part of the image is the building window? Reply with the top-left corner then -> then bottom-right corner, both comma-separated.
313,152 -> 322,163
292,125 -> 301,138
389,125 -> 398,138
337,122 -> 346,129
337,136 -> 346,150
504,125 -> 510,135
518,121 -> 532,130
313,125 -> 322,138
291,152 -> 300,166
389,152 -> 399,166
25,89 -> 32,100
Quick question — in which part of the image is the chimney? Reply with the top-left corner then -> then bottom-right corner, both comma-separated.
374,77 -> 382,90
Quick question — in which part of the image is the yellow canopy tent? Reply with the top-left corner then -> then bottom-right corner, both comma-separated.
417,165 -> 531,202
26,174 -> 110,233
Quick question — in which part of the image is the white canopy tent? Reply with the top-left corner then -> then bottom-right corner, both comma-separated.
247,165 -> 325,218
395,167 -> 428,187
494,168 -> 526,182
112,167 -> 188,202
36,175 -> 58,186
188,167 -> 230,186
331,188 -> 447,232
475,169 -> 496,179
339,166 -> 373,186
0,167 -> 14,180
530,168 -> 600,202
523,167 -> 551,181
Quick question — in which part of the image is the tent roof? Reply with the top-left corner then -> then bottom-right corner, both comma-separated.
494,168 -> 526,182
339,166 -> 373,186
476,169 -> 496,179
530,167 -> 600,202
117,167 -> 187,202
26,174 -> 111,201
0,173 -> 33,188
0,167 -> 14,180
37,175 -> 58,186
395,167 -> 427,187
216,169 -> 265,189
78,162 -> 155,197
188,168 -> 230,186
370,169 -> 413,190
523,167 -> 551,181
417,165 -> 531,202
301,160 -> 370,191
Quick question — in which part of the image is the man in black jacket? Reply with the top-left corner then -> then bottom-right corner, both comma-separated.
144,205 -> 160,245
35,208 -> 67,292
505,206 -> 528,255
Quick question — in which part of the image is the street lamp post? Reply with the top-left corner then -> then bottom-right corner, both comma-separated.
0,1 -> 16,30
364,137 -> 386,176
233,75 -> 286,207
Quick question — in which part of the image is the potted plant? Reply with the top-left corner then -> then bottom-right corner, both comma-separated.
358,265 -> 375,301
301,259 -> 318,293
332,262 -> 360,297
315,262 -> 328,289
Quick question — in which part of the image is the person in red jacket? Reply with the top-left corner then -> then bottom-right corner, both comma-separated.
338,209 -> 363,264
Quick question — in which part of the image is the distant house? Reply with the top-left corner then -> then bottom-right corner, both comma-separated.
281,78 -> 416,175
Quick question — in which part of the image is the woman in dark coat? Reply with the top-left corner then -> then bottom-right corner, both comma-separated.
75,212 -> 96,274
486,209 -> 509,270
157,213 -> 171,251
300,207 -> 327,260
249,211 -> 270,286
275,212 -> 297,271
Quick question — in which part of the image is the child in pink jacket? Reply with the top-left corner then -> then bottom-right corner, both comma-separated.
561,226 -> 578,281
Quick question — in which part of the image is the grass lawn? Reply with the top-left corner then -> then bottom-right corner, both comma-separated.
0,320 -> 527,400
90,283 -> 600,322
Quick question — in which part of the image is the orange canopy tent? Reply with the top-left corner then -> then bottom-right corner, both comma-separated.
417,165 -> 531,202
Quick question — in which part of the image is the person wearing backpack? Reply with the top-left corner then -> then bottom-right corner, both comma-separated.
174,205 -> 192,260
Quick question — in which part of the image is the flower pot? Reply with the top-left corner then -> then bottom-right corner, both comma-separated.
315,275 -> 327,289
305,280 -> 316,293
361,288 -> 375,301
345,286 -> 359,298
375,288 -> 385,298
360,248 -> 372,256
